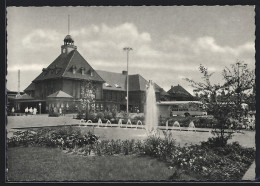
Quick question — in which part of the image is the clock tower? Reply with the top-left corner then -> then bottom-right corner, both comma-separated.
61,35 -> 77,54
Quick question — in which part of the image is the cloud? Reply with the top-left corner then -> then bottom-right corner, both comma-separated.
22,29 -> 61,50
8,64 -> 44,72
11,23 -> 254,93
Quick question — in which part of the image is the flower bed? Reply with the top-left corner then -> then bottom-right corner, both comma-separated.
7,127 -> 255,181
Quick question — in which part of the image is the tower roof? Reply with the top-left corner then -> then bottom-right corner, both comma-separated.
64,35 -> 74,43
32,50 -> 104,82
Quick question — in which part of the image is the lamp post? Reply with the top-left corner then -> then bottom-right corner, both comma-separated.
39,102 -> 42,115
123,47 -> 133,116
236,61 -> 247,122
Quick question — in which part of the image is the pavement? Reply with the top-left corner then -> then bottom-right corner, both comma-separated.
242,162 -> 256,181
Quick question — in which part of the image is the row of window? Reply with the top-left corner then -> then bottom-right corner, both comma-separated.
71,66 -> 94,76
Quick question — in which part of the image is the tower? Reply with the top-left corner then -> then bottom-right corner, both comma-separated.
16,69 -> 21,98
61,15 -> 77,54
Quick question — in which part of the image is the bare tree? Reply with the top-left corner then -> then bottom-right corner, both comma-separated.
184,62 -> 254,146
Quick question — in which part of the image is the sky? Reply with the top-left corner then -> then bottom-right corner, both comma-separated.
6,6 -> 255,94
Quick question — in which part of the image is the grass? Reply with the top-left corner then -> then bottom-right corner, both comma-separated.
7,147 -> 178,182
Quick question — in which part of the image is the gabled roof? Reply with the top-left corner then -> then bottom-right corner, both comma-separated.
24,83 -> 35,91
167,84 -> 193,97
33,50 -> 104,83
47,90 -> 73,98
96,70 -> 163,92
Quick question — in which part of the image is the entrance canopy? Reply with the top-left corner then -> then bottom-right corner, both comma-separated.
47,90 -> 73,98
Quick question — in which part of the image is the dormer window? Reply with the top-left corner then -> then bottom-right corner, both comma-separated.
42,68 -> 48,76
80,67 -> 85,75
105,83 -> 112,87
90,70 -> 94,77
72,65 -> 77,74
115,84 -> 121,88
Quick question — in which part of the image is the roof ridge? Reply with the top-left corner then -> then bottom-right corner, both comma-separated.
61,50 -> 76,77
96,70 -> 126,75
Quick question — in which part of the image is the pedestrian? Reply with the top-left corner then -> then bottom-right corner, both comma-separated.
11,107 -> 15,115
54,107 -> 57,113
29,107 -> 33,115
25,107 -> 28,116
34,108 -> 38,115
59,107 -> 62,116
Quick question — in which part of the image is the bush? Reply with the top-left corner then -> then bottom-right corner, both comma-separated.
143,131 -> 176,160
169,138 -> 255,181
76,110 -> 85,119
96,112 -> 105,120
104,111 -> 113,120
7,126 -> 99,150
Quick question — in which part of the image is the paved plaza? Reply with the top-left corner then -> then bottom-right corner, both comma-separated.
6,114 -> 255,148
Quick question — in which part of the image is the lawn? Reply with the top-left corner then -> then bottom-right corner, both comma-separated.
7,147 -> 178,182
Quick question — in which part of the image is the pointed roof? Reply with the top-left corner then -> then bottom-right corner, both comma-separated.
167,84 -> 193,97
33,50 -> 104,82
24,83 -> 35,91
47,90 -> 73,98
96,70 -> 163,92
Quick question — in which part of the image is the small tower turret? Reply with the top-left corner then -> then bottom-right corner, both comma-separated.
61,15 -> 77,54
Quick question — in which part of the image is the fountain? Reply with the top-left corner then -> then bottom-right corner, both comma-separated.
145,80 -> 158,132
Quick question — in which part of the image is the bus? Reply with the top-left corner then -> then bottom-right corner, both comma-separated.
157,101 -> 207,118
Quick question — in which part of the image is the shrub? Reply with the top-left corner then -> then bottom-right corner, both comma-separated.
143,131 -> 176,159
104,111 -> 113,120
7,126 -> 99,150
96,112 -> 105,120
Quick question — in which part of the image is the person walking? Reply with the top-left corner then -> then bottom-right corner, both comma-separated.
33,107 -> 37,115
59,107 -> 62,116
11,107 -> 15,116
29,107 -> 33,115
25,107 -> 28,116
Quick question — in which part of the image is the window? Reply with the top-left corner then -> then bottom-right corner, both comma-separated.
81,67 -> 85,75
115,84 -> 121,88
72,66 -> 77,74
90,70 -> 93,76
105,83 -> 112,87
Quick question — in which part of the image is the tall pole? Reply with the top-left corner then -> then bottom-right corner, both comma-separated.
236,61 -> 247,122
123,47 -> 133,116
68,14 -> 70,35
17,69 -> 20,97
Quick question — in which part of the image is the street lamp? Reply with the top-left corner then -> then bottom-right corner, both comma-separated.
39,102 -> 42,115
123,47 -> 133,116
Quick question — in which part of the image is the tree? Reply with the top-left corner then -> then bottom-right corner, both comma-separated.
184,62 -> 254,146
222,62 -> 255,121
79,80 -> 96,120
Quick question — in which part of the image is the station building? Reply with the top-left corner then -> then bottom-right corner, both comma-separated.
13,34 -> 168,113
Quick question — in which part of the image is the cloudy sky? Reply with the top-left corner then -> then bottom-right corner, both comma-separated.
6,6 -> 255,94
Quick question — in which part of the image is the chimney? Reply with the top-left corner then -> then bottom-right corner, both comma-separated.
171,85 -> 173,89
122,71 -> 127,75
